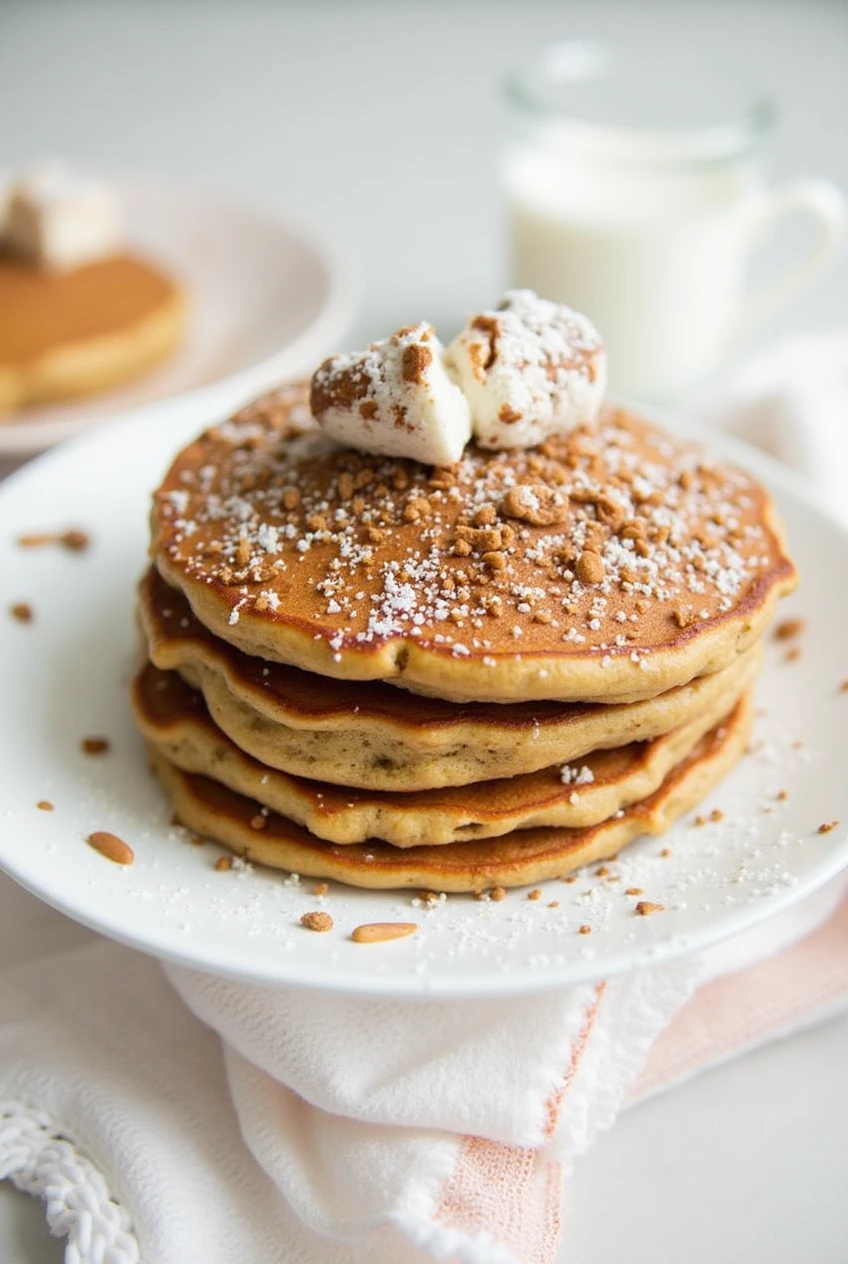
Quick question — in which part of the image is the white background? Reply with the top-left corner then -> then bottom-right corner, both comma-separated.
2,0 -> 847,347
1,1 -> 848,1260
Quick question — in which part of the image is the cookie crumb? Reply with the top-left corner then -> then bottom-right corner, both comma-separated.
527,888 -> 542,900
773,617 -> 804,641
578,924 -> 592,935
16,528 -> 90,552
351,921 -> 415,943
87,831 -> 134,865
548,900 -> 560,909
776,790 -> 789,802
10,602 -> 33,623
784,645 -> 802,663
313,881 -> 329,897
214,856 -> 233,872
36,800 -> 54,811
818,820 -> 840,834
81,736 -> 110,755
16,532 -> 55,548
61,528 -> 91,552
635,901 -> 665,916
249,813 -> 267,830
575,549 -> 605,585
660,846 -> 673,857
301,910 -> 334,932
709,809 -> 724,823
489,885 -> 506,902
625,887 -> 644,896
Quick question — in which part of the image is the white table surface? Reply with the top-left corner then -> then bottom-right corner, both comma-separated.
2,1 -> 848,1259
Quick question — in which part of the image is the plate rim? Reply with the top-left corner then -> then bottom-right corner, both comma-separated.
2,820 -> 847,1000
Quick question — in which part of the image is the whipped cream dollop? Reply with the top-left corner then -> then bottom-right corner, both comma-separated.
309,292 -> 606,464
447,291 -> 606,449
310,323 -> 472,466
3,162 -> 121,270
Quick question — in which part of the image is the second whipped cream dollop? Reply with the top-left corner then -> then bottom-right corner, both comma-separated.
447,290 -> 606,449
310,291 -> 606,464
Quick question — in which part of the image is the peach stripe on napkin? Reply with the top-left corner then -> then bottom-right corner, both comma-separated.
633,892 -> 848,1102
433,985 -> 605,1264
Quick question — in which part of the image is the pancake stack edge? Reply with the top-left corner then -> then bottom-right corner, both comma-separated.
133,383 -> 796,892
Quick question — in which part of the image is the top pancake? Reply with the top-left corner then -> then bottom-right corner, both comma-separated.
151,383 -> 796,703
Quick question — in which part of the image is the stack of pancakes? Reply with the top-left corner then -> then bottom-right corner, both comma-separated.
133,383 -> 796,892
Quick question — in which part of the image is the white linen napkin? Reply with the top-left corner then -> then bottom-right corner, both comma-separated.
685,329 -> 848,525
2,330 -> 848,1264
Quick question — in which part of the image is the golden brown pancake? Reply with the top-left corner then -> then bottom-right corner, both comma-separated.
133,659 -> 751,845
150,385 -> 796,703
149,692 -> 752,891
138,565 -> 761,789
0,251 -> 185,412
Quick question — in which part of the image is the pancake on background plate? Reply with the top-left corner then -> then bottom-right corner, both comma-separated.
0,163 -> 185,414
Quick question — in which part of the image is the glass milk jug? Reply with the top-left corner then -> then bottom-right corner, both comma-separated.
502,42 -> 847,400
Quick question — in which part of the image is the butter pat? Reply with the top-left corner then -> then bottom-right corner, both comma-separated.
4,163 -> 121,269
311,323 -> 472,466
447,290 -> 606,448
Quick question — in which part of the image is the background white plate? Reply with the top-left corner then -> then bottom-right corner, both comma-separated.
0,181 -> 357,457
0,391 -> 846,998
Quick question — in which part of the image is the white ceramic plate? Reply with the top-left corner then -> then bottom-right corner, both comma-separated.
0,181 -> 356,457
0,392 -> 846,997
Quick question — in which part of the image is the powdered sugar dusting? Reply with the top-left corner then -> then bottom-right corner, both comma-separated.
560,763 -> 595,786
